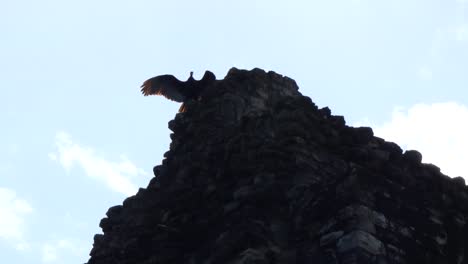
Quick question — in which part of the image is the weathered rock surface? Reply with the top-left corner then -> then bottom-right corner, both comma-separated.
87,68 -> 468,264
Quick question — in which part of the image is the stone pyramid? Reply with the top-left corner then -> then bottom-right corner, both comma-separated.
87,68 -> 468,264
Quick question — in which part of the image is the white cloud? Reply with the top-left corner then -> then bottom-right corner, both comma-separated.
49,131 -> 147,196
0,187 -> 33,249
41,239 -> 89,263
359,102 -> 468,179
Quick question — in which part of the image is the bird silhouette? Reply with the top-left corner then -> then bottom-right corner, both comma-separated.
141,71 -> 216,112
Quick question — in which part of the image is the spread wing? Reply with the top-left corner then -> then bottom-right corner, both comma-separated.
200,71 -> 216,86
140,74 -> 186,102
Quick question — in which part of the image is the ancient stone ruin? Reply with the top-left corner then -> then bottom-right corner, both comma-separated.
87,68 -> 468,264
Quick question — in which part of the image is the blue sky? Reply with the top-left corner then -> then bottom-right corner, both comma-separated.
1,0 -> 467,263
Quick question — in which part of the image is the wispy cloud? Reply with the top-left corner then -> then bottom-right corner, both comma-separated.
423,2 -> 467,78
7,143 -> 19,155
49,131 -> 147,196
357,102 -> 468,179
452,0 -> 468,42
0,187 -> 33,249
41,239 -> 88,263
420,27 -> 443,81
417,66 -> 433,80
42,244 -> 58,263
451,24 -> 468,41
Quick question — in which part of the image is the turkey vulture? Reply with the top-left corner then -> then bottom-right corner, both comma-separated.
141,71 -> 216,112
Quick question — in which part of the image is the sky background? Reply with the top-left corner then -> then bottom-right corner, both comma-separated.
1,0 -> 468,263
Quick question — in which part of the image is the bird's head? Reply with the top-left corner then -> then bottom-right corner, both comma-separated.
187,71 -> 195,82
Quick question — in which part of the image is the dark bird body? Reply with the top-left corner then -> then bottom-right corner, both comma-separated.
141,71 -> 216,111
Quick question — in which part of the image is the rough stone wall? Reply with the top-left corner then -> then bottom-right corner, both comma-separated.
87,68 -> 468,264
